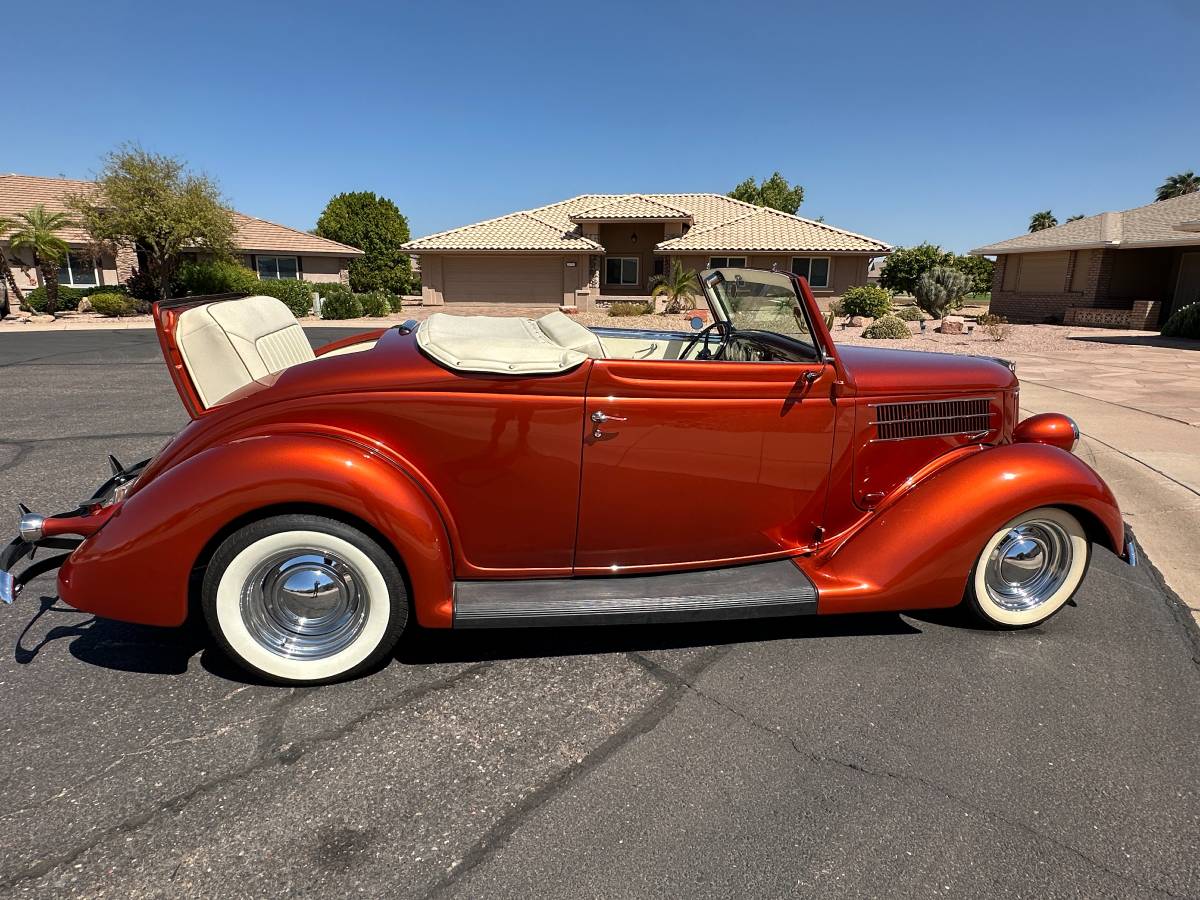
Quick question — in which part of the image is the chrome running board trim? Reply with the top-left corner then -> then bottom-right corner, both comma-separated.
453,559 -> 817,628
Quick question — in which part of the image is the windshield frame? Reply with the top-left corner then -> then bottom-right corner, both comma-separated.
696,267 -> 834,362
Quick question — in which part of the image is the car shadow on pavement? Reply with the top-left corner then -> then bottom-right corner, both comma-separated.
395,612 -> 922,666
13,594 -> 204,676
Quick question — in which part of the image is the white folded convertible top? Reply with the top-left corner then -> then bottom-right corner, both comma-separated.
415,311 -> 604,374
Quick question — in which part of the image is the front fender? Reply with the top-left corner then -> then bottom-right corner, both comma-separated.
58,434 -> 455,628
808,443 -> 1123,614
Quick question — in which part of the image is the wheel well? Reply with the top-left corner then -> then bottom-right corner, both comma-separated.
186,502 -> 414,623
1059,504 -> 1119,555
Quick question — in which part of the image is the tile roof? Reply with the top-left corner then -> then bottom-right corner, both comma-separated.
656,205 -> 892,253
0,174 -> 362,257
403,193 -> 891,254
569,194 -> 692,221
971,192 -> 1200,255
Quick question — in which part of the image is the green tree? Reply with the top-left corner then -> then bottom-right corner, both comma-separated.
728,172 -> 805,214
914,266 -> 972,319
6,206 -> 73,314
315,192 -> 415,294
950,254 -> 994,294
0,217 -> 28,310
1029,210 -> 1057,232
649,260 -> 698,314
68,145 -> 237,301
878,243 -> 953,295
1156,171 -> 1199,201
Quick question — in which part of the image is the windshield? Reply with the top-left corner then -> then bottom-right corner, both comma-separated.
699,268 -> 814,345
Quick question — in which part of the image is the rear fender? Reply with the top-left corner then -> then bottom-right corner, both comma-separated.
58,434 -> 454,628
808,442 -> 1123,614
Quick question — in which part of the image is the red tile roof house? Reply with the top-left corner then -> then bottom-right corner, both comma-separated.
0,174 -> 363,301
971,192 -> 1200,328
401,193 -> 891,310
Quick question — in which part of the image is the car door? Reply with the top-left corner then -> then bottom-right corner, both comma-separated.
573,354 -> 837,573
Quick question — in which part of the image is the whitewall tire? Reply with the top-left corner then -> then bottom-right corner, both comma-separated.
965,506 -> 1090,628
202,514 -> 408,684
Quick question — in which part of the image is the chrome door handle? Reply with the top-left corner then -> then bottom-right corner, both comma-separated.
591,410 -> 627,438
591,411 -> 627,424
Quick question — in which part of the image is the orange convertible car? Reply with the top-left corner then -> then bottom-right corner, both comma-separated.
1,268 -> 1133,684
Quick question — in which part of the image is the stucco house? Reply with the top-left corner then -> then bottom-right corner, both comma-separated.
971,192 -> 1200,328
402,193 -> 890,309
0,174 -> 362,298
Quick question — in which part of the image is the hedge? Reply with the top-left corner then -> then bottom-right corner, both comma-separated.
1161,302 -> 1200,339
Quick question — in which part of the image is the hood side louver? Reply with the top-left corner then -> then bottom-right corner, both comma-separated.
871,398 -> 993,442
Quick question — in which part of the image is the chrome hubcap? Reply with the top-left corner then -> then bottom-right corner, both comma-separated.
984,520 -> 1073,612
240,549 -> 369,659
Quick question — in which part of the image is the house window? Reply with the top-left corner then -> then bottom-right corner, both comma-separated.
605,257 -> 639,286
708,256 -> 747,269
791,256 -> 830,289
57,252 -> 98,287
256,255 -> 299,280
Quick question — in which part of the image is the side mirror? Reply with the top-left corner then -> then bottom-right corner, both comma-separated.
690,316 -> 704,331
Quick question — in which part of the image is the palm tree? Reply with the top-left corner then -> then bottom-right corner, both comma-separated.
6,205 -> 73,314
1156,171 -> 1199,201
0,217 -> 27,314
1028,210 -> 1057,233
649,260 -> 698,314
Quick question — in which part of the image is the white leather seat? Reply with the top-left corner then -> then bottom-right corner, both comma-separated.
176,295 -> 315,407
416,311 -> 605,375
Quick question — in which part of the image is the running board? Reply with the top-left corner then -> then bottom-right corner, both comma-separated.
453,559 -> 817,628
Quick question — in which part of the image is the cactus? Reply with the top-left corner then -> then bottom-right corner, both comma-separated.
913,266 -> 972,319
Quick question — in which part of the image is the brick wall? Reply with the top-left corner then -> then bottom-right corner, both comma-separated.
990,248 -> 1116,324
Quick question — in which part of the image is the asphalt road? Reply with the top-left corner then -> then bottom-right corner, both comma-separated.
0,329 -> 1198,899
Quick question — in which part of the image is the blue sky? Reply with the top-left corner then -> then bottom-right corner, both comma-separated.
8,0 -> 1197,252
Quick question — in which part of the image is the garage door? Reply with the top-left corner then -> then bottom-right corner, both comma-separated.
442,256 -> 562,305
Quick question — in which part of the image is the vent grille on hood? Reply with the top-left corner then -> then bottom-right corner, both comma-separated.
871,398 -> 993,441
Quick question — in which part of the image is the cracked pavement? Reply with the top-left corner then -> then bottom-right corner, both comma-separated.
1,330 -> 1198,899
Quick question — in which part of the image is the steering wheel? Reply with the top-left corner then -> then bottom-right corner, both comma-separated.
680,321 -> 729,360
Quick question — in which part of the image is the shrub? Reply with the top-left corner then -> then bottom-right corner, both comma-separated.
839,285 -> 892,320
319,287 -> 363,320
22,283 -> 129,313
861,315 -> 911,339
608,301 -> 652,317
981,314 -> 1012,341
1161,302 -> 1200,339
88,291 -> 138,317
913,266 -> 971,318
23,285 -> 85,312
894,305 -> 923,321
357,290 -> 391,317
177,259 -> 259,296
879,243 -> 954,295
254,278 -> 315,317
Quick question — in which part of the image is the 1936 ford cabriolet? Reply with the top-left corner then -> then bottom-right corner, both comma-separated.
1,268 -> 1133,684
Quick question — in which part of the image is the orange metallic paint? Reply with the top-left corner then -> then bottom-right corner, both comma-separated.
58,434 -> 455,628
1013,412 -> 1079,452
38,277 -> 1124,632
805,442 -> 1124,614
575,358 -> 836,571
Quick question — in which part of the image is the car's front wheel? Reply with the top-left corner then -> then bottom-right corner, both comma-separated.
965,506 -> 1090,628
202,514 -> 408,684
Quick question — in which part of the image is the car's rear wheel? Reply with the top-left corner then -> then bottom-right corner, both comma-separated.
965,506 -> 1090,628
202,514 -> 407,684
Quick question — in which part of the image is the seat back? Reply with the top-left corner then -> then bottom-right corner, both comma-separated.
175,295 -> 315,407
536,311 -> 606,358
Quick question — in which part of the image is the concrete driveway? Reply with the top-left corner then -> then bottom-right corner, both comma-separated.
0,330 -> 1197,899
